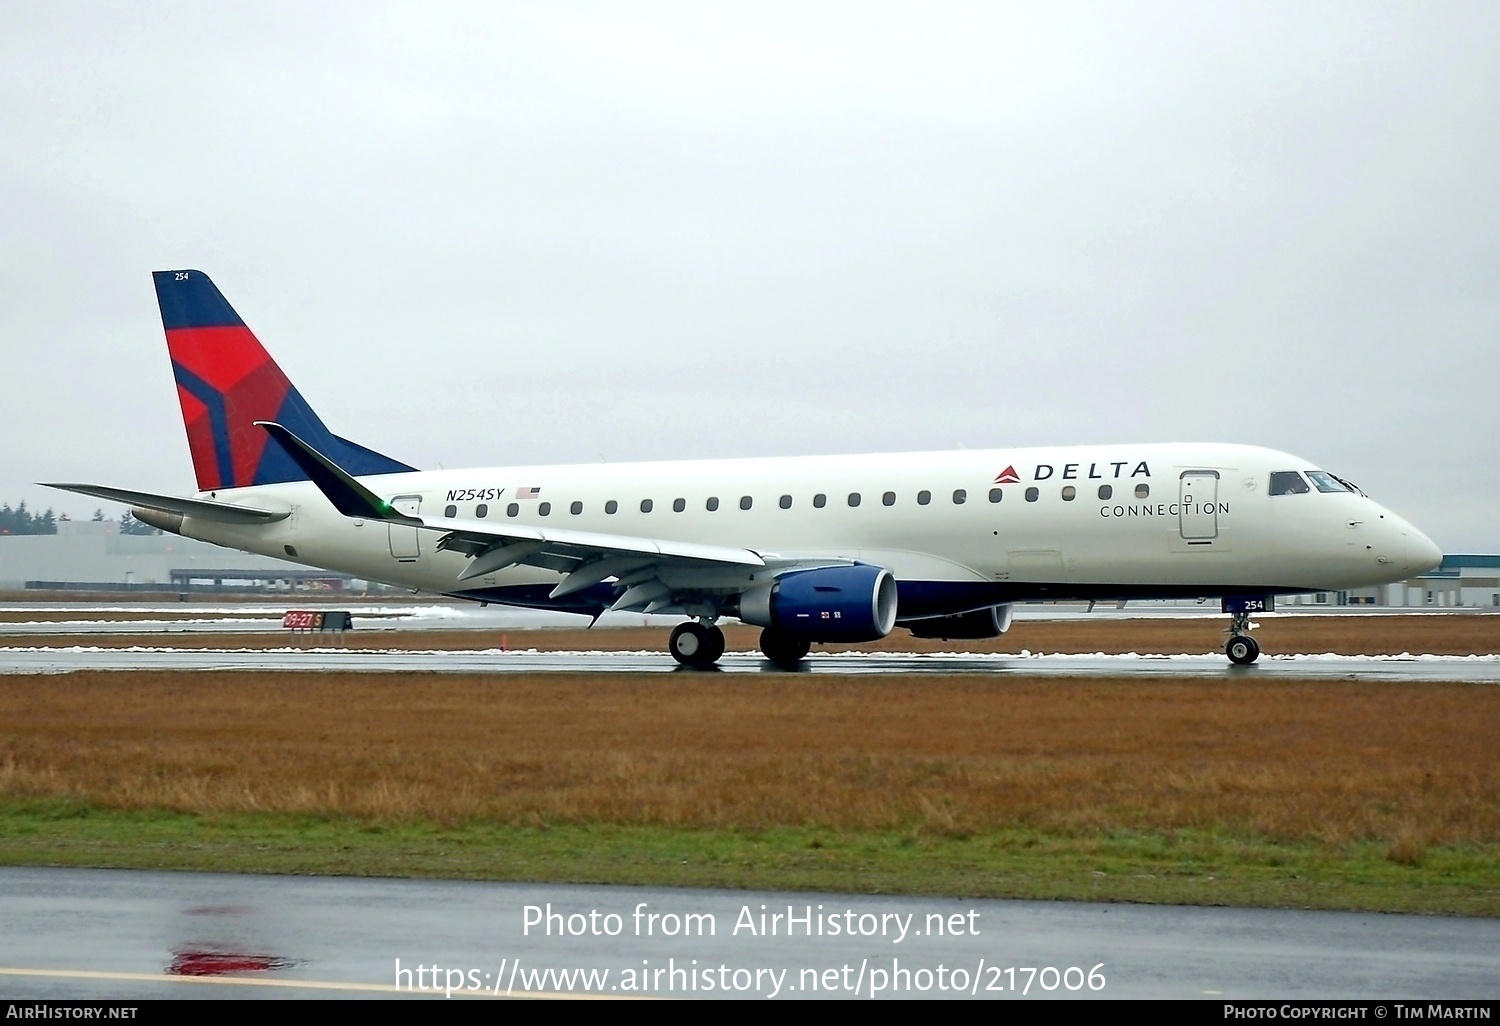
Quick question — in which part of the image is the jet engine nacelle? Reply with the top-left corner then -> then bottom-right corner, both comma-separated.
738,564 -> 898,642
903,603 -> 1013,640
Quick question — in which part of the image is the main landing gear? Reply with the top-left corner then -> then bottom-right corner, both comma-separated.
668,620 -> 726,667
758,627 -> 810,669
1225,610 -> 1260,666
668,622 -> 812,669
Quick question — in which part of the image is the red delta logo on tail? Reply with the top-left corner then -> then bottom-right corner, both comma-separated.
153,270 -> 414,492
157,271 -> 292,491
994,465 -> 1020,484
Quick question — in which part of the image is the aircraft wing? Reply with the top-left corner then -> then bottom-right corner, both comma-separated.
257,422 -> 827,609
40,482 -> 290,524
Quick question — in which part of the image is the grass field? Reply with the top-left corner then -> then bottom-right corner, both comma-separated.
1,667 -> 1496,914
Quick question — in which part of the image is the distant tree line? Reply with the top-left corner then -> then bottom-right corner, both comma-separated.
0,502 -> 156,536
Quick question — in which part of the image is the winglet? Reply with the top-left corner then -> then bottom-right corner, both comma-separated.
255,422 -> 415,523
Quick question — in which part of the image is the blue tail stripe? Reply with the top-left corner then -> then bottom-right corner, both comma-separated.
171,362 -> 235,490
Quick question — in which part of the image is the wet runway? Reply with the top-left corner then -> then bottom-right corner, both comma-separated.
2,645 -> 1498,681
1,867 -> 1496,1000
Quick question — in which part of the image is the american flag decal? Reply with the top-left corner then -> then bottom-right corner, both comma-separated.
516,486 -> 541,499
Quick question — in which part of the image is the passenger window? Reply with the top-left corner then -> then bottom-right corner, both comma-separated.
917,490 -> 931,505
740,496 -> 753,510
813,493 -> 827,508
1025,487 -> 1038,502
1135,483 -> 1150,499
1269,472 -> 1309,496
506,503 -> 519,517
952,489 -> 966,505
538,502 -> 551,516
988,488 -> 1002,503
476,503 -> 488,518
1061,486 -> 1076,501
779,495 -> 792,509
605,500 -> 618,514
882,491 -> 896,506
1306,470 -> 1351,493
673,498 -> 685,512
570,501 -> 583,515
706,497 -> 719,511
848,492 -> 861,507
444,504 -> 457,518
640,498 -> 653,513
1097,485 -> 1112,500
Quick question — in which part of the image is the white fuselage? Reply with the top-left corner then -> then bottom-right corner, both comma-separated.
175,442 -> 1441,617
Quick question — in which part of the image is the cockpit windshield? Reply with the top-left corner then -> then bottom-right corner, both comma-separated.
1269,471 -> 1310,495
1271,469 -> 1360,496
1305,470 -> 1354,494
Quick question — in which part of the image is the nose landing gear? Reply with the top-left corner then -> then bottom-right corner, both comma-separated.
1226,628 -> 1260,665
1222,598 -> 1270,665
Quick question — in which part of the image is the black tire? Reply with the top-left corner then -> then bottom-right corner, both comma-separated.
669,622 -> 710,665
759,627 -> 810,668
670,622 -> 723,667
1226,635 -> 1260,665
701,625 -> 725,664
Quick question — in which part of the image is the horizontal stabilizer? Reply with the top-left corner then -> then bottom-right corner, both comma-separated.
40,483 -> 289,525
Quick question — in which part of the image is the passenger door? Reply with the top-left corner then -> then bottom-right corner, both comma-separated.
1179,471 -> 1219,542
388,495 -> 422,561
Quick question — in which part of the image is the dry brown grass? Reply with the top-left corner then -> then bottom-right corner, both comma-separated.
7,613 -> 1499,655
1,671 -> 1495,847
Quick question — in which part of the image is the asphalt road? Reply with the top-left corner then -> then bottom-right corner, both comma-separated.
2,645 -> 1498,681
1,868 -> 1495,1001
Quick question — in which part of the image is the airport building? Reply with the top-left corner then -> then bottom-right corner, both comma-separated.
0,520 -> 359,594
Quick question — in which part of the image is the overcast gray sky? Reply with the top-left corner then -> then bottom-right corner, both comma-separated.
2,1 -> 1496,549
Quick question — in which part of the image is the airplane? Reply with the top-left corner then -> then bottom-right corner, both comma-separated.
46,270 -> 1444,668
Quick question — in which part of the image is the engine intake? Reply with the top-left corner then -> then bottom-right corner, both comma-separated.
738,564 -> 898,642
903,604 -> 1013,640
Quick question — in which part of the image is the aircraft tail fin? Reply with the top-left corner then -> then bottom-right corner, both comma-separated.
153,269 -> 416,491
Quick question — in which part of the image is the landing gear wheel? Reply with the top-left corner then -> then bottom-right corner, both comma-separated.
1226,635 -> 1260,665
670,621 -> 723,667
700,624 -> 725,664
759,627 -> 810,668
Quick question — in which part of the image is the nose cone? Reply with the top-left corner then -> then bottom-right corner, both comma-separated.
1403,528 -> 1444,576
1384,516 -> 1443,576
